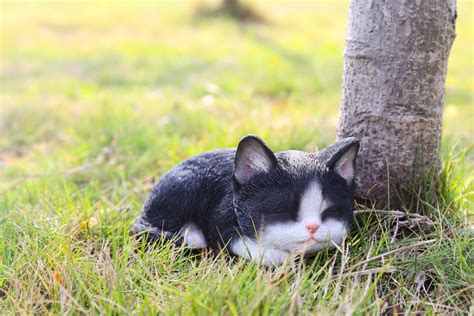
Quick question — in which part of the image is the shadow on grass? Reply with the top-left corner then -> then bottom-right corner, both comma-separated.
193,2 -> 267,24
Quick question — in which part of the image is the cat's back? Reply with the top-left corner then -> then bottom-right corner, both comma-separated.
155,148 -> 235,191
139,149 -> 236,231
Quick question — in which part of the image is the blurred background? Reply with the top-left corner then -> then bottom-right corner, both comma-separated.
1,0 -> 472,201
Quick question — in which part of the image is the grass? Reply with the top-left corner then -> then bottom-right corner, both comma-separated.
1,0 -> 473,314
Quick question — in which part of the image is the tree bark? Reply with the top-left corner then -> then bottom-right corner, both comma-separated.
337,0 -> 457,209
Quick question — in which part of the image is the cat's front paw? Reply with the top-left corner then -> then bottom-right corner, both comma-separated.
259,248 -> 291,266
230,237 -> 290,266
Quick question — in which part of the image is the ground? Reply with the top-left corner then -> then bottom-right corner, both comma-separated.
1,0 -> 473,314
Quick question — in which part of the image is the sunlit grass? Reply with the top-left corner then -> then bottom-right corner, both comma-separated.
1,0 -> 473,314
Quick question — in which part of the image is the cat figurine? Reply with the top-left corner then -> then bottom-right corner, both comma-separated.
132,135 -> 359,265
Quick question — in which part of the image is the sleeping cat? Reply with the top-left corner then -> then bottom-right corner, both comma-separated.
132,135 -> 359,265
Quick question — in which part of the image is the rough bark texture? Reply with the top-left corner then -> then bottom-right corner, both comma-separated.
337,0 -> 456,208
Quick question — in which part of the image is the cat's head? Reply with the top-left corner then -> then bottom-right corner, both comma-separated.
232,135 -> 359,255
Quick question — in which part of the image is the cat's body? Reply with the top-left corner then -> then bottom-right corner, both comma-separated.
133,149 -> 237,249
132,135 -> 359,265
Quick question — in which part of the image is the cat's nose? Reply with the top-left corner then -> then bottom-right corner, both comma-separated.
305,224 -> 320,234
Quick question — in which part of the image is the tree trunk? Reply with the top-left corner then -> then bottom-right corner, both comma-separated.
337,0 -> 457,209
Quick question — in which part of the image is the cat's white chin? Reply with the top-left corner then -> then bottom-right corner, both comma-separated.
230,237 -> 291,265
229,233 -> 346,266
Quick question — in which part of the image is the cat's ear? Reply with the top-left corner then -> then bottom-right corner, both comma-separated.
234,135 -> 278,186
320,137 -> 360,184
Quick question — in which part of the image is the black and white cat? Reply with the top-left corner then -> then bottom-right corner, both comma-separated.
132,135 -> 359,265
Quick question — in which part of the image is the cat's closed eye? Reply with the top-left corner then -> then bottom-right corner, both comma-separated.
268,194 -> 300,217
269,205 -> 298,221
321,206 -> 344,221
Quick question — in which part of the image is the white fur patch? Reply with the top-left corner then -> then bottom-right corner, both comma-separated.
182,223 -> 207,249
299,181 -> 325,226
230,237 -> 290,265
